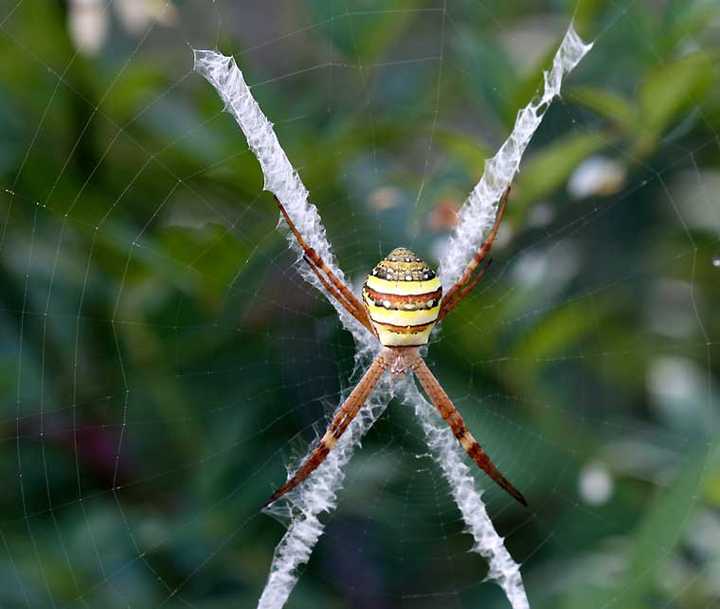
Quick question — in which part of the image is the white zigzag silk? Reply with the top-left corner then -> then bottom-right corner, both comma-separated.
439,24 -> 593,290
193,49 -> 375,352
193,20 -> 593,609
402,380 -> 530,609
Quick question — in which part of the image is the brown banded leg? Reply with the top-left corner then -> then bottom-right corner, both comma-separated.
303,254 -> 371,331
439,187 -> 510,321
274,196 -> 375,334
412,356 -> 527,507
438,259 -> 492,320
263,351 -> 389,508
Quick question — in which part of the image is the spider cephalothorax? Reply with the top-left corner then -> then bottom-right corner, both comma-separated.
363,247 -> 442,346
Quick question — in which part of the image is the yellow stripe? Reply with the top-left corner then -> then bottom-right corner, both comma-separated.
366,275 -> 441,296
366,303 -> 440,326
375,324 -> 434,346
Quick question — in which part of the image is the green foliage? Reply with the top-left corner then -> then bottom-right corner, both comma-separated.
0,1 -> 719,608
513,131 -> 609,211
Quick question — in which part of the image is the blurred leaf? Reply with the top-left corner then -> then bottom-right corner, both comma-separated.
104,64 -> 167,125
514,131 -> 609,209
623,451 -> 707,600
705,464 -> 720,506
600,441 -> 717,607
305,0 -> 424,61
434,127 -> 490,176
639,51 -> 713,136
512,298 -> 610,367
451,25 -> 518,123
664,1 -> 720,55
158,223 -> 251,299
569,85 -> 636,132
569,445 -> 717,608
0,87 -> 24,174
95,221 -> 198,296
573,0 -> 608,37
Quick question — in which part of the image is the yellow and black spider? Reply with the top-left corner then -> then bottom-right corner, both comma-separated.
265,187 -> 526,508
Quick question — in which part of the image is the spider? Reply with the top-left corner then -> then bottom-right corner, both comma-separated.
264,186 -> 527,509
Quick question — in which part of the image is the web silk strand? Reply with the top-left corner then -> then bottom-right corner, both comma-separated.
438,24 -> 594,289
193,48 -> 387,609
257,379 -> 392,609
192,49 -> 375,351
401,380 -> 529,609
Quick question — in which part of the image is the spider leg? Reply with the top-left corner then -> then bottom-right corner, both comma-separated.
438,187 -> 510,321
412,356 -> 527,507
274,196 -> 375,334
302,254 -> 370,331
437,259 -> 493,320
263,351 -> 388,508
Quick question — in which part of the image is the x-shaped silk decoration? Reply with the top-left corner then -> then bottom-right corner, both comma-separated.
194,23 -> 593,609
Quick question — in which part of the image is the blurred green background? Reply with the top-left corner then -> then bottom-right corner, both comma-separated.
1,0 -> 719,607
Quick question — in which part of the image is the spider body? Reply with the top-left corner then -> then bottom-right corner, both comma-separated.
363,247 -> 441,346
265,189 -> 527,508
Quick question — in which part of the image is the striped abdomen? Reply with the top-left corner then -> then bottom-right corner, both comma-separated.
363,247 -> 442,346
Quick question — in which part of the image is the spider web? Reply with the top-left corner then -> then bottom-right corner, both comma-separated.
1,1 -> 719,609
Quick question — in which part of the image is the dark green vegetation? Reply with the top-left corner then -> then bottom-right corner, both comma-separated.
1,1 -> 719,607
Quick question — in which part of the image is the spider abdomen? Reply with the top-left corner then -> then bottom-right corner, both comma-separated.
362,247 -> 442,346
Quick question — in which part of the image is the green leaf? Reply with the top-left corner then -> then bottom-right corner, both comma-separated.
514,131 -> 609,209
512,299 -> 606,366
572,0 -> 608,35
568,445 -> 717,609
639,51 -> 714,133
451,26 -> 518,123
665,2 -> 720,54
569,85 -> 636,132
159,224 -> 252,298
624,453 -> 706,599
434,127 -> 490,176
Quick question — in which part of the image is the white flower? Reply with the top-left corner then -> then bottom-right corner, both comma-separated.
67,0 -> 108,56
578,461 -> 614,506
567,156 -> 626,199
67,0 -> 177,56
114,0 -> 177,35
